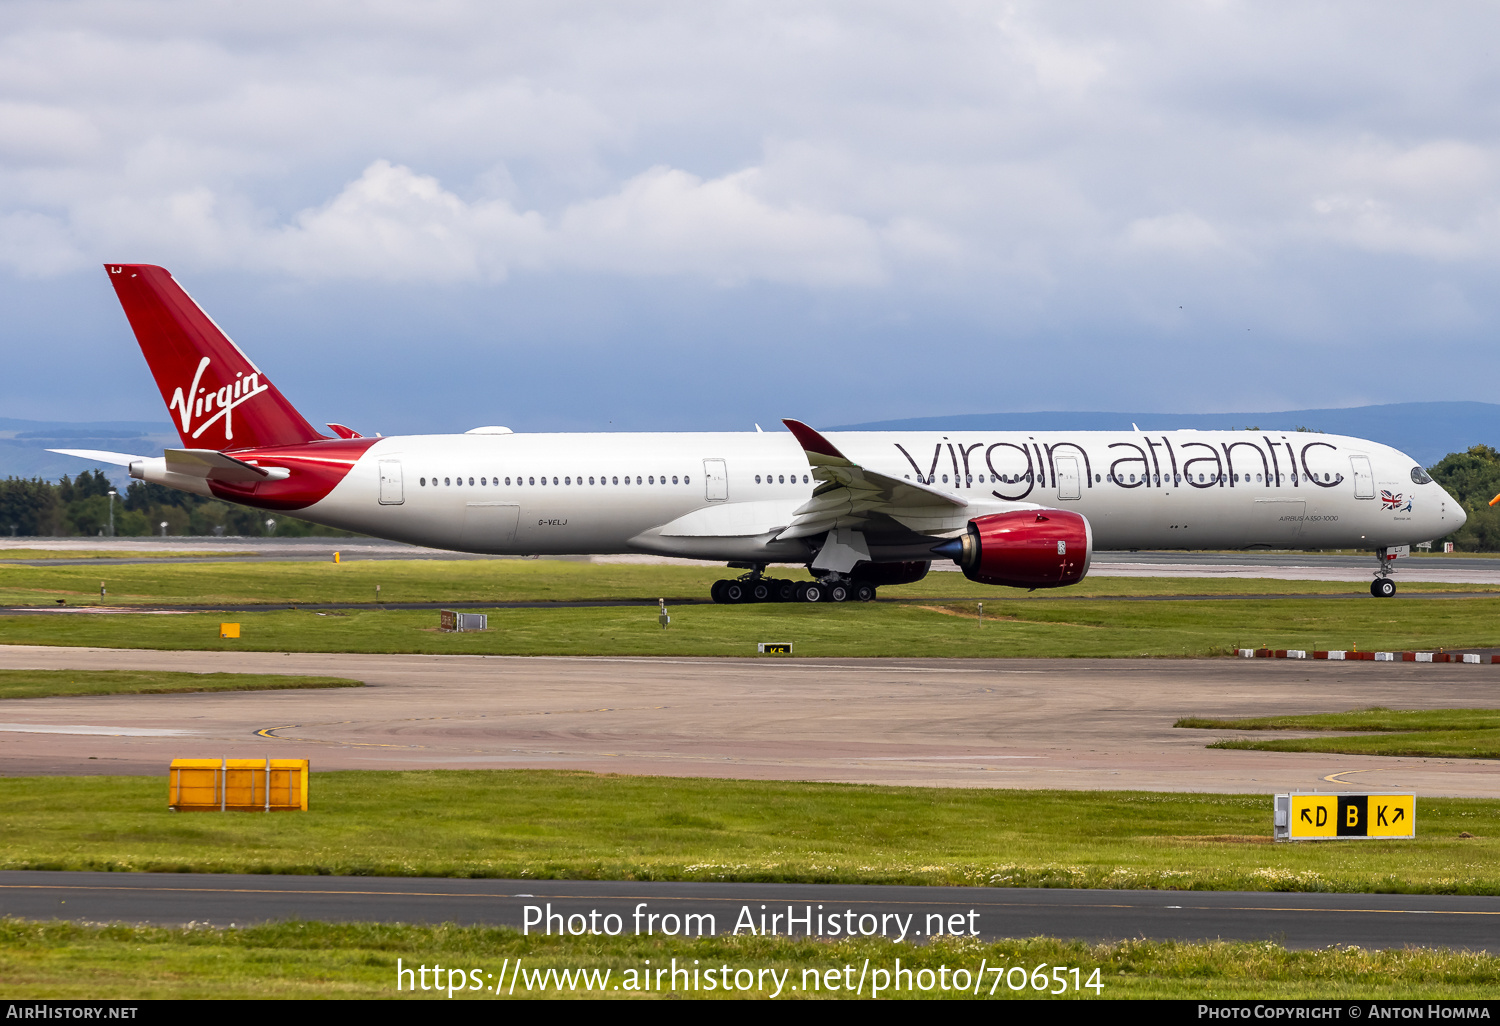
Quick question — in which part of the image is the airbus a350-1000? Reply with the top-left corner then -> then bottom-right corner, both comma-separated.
56,264 -> 1465,602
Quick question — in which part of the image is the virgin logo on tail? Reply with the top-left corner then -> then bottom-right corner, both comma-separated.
170,355 -> 269,443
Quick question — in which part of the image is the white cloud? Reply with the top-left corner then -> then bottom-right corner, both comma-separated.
554,166 -> 884,285
243,159 -> 887,285
1124,212 -> 1225,254
0,2 -> 1499,310
0,101 -> 100,163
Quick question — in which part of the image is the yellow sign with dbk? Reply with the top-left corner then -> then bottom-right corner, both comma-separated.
1274,793 -> 1415,841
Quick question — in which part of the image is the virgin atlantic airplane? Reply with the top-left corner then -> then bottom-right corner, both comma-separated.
55,264 -> 1464,602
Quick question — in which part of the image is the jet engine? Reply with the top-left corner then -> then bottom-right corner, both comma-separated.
935,510 -> 1092,589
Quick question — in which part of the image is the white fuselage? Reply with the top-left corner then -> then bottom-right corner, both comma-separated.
288,428 -> 1462,563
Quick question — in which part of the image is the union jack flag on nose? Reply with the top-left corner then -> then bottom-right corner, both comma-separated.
1381,490 -> 1412,512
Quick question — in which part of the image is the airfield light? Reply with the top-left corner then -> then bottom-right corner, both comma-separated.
159,521 -> 168,537
107,489 -> 117,537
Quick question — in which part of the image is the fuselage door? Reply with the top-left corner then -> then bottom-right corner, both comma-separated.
378,460 -> 404,505
703,459 -> 728,501
1349,456 -> 1375,499
1055,456 -> 1081,500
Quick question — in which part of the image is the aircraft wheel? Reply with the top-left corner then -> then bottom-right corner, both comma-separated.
854,584 -> 876,602
776,580 -> 797,602
828,584 -> 849,603
1371,578 -> 1396,598
723,581 -> 748,603
710,580 -> 729,604
751,582 -> 771,602
800,582 -> 824,603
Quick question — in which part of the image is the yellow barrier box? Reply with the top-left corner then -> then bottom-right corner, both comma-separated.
220,623 -> 240,639
169,758 -> 309,811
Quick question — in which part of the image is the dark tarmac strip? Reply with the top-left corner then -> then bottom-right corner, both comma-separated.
3,872 -> 1497,950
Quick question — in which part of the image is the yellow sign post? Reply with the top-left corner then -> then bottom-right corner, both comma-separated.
1275,793 -> 1414,841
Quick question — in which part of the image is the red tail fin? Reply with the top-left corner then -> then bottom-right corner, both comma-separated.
106,264 -> 325,450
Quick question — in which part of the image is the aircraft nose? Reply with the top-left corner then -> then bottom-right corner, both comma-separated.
1442,487 -> 1467,534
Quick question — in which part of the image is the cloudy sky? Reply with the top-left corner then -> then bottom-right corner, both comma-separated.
2,1 -> 1497,434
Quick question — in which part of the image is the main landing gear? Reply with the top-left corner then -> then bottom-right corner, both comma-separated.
1370,547 -> 1397,598
710,567 -> 876,604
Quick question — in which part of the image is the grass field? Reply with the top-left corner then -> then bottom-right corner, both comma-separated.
1177,708 -> 1500,732
2,771 -> 1495,892
3,593 -> 1500,657
3,557 -> 1499,608
0,668 -> 362,701
0,549 -> 257,561
3,920 -> 1497,999
1207,731 -> 1500,759
1177,708 -> 1500,760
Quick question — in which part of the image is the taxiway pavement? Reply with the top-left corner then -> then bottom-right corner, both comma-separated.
1,647 -> 1497,795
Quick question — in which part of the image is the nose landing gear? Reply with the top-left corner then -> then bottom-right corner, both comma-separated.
1370,547 -> 1398,598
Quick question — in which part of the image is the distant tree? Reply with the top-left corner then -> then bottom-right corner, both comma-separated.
0,474 -> 361,537
56,470 -> 113,503
0,478 -> 62,536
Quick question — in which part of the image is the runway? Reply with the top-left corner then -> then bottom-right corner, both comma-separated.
1,646 -> 1497,795
2,871 -> 1495,949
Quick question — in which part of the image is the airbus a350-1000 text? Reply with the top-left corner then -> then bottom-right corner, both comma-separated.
55,264 -> 1464,602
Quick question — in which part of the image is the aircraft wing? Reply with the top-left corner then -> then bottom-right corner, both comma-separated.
775,419 -> 969,540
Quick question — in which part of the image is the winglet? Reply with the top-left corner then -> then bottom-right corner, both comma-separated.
782,419 -> 848,460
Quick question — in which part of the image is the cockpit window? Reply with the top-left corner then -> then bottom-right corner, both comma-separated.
1411,466 -> 1433,485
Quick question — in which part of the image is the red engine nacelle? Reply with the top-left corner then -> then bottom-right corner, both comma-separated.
950,509 -> 1092,589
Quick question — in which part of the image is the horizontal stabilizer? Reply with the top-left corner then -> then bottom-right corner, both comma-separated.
47,448 -> 147,467
163,448 -> 289,483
